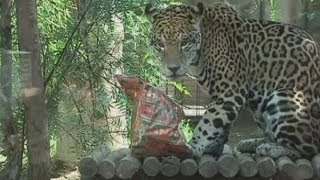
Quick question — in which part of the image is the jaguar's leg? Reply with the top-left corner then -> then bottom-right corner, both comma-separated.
256,89 -> 318,159
256,142 -> 300,159
237,138 -> 269,153
187,95 -> 244,158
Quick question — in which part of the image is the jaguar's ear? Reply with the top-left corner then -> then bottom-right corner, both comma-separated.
190,2 -> 204,16
189,2 -> 204,23
145,3 -> 157,18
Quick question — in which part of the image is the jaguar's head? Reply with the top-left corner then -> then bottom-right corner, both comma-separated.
145,3 -> 204,80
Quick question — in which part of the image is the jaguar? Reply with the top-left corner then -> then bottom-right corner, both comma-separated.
144,2 -> 320,159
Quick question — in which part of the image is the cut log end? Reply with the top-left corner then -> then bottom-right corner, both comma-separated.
97,161 -> 115,179
198,155 -> 218,178
161,156 -> 180,177
256,156 -> 276,178
116,153 -> 141,179
98,148 -> 130,179
79,157 -> 98,177
142,156 -> 161,177
277,156 -> 297,176
218,154 -> 240,178
79,144 -> 111,177
295,158 -> 314,179
312,154 -> 320,179
180,158 -> 197,176
237,153 -> 258,177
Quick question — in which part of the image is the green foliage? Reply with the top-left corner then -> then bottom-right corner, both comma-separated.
168,81 -> 191,96
37,0 -> 75,36
270,0 -> 320,24
35,0 -> 183,156
123,10 -> 165,84
179,119 -> 195,142
302,0 -> 320,22
270,0 -> 281,21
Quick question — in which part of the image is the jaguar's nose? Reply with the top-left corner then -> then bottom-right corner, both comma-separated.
168,67 -> 180,73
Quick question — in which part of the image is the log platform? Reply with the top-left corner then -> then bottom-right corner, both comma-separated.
79,144 -> 320,180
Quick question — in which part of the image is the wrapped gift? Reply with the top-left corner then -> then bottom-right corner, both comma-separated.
116,75 -> 191,158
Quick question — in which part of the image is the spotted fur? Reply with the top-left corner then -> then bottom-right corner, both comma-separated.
145,2 -> 320,159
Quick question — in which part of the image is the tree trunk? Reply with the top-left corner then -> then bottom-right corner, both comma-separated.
104,15 -> 128,150
280,0 -> 303,25
259,0 -> 271,21
15,0 -> 50,179
0,0 -> 23,179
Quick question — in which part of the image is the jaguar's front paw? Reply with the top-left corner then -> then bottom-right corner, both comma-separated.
186,141 -> 224,158
256,143 -> 301,159
203,134 -> 226,158
203,142 -> 224,158
237,138 -> 268,153
187,129 -> 228,158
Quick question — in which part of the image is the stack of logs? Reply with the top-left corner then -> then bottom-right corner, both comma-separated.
79,144 -> 320,180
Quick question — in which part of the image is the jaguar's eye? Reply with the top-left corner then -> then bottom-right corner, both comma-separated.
181,40 -> 188,47
151,38 -> 164,47
157,41 -> 165,48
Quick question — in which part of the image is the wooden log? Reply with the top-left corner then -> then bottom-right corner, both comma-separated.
233,147 -> 258,177
312,154 -> 320,179
79,144 -> 111,177
295,158 -> 314,180
180,158 -> 197,176
198,155 -> 218,178
256,156 -> 276,178
218,144 -> 239,178
116,153 -> 141,179
80,176 -> 104,180
161,156 -> 180,177
142,156 -> 161,177
80,176 -> 94,180
80,176 -> 90,180
276,156 -> 297,176
97,148 -> 130,179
